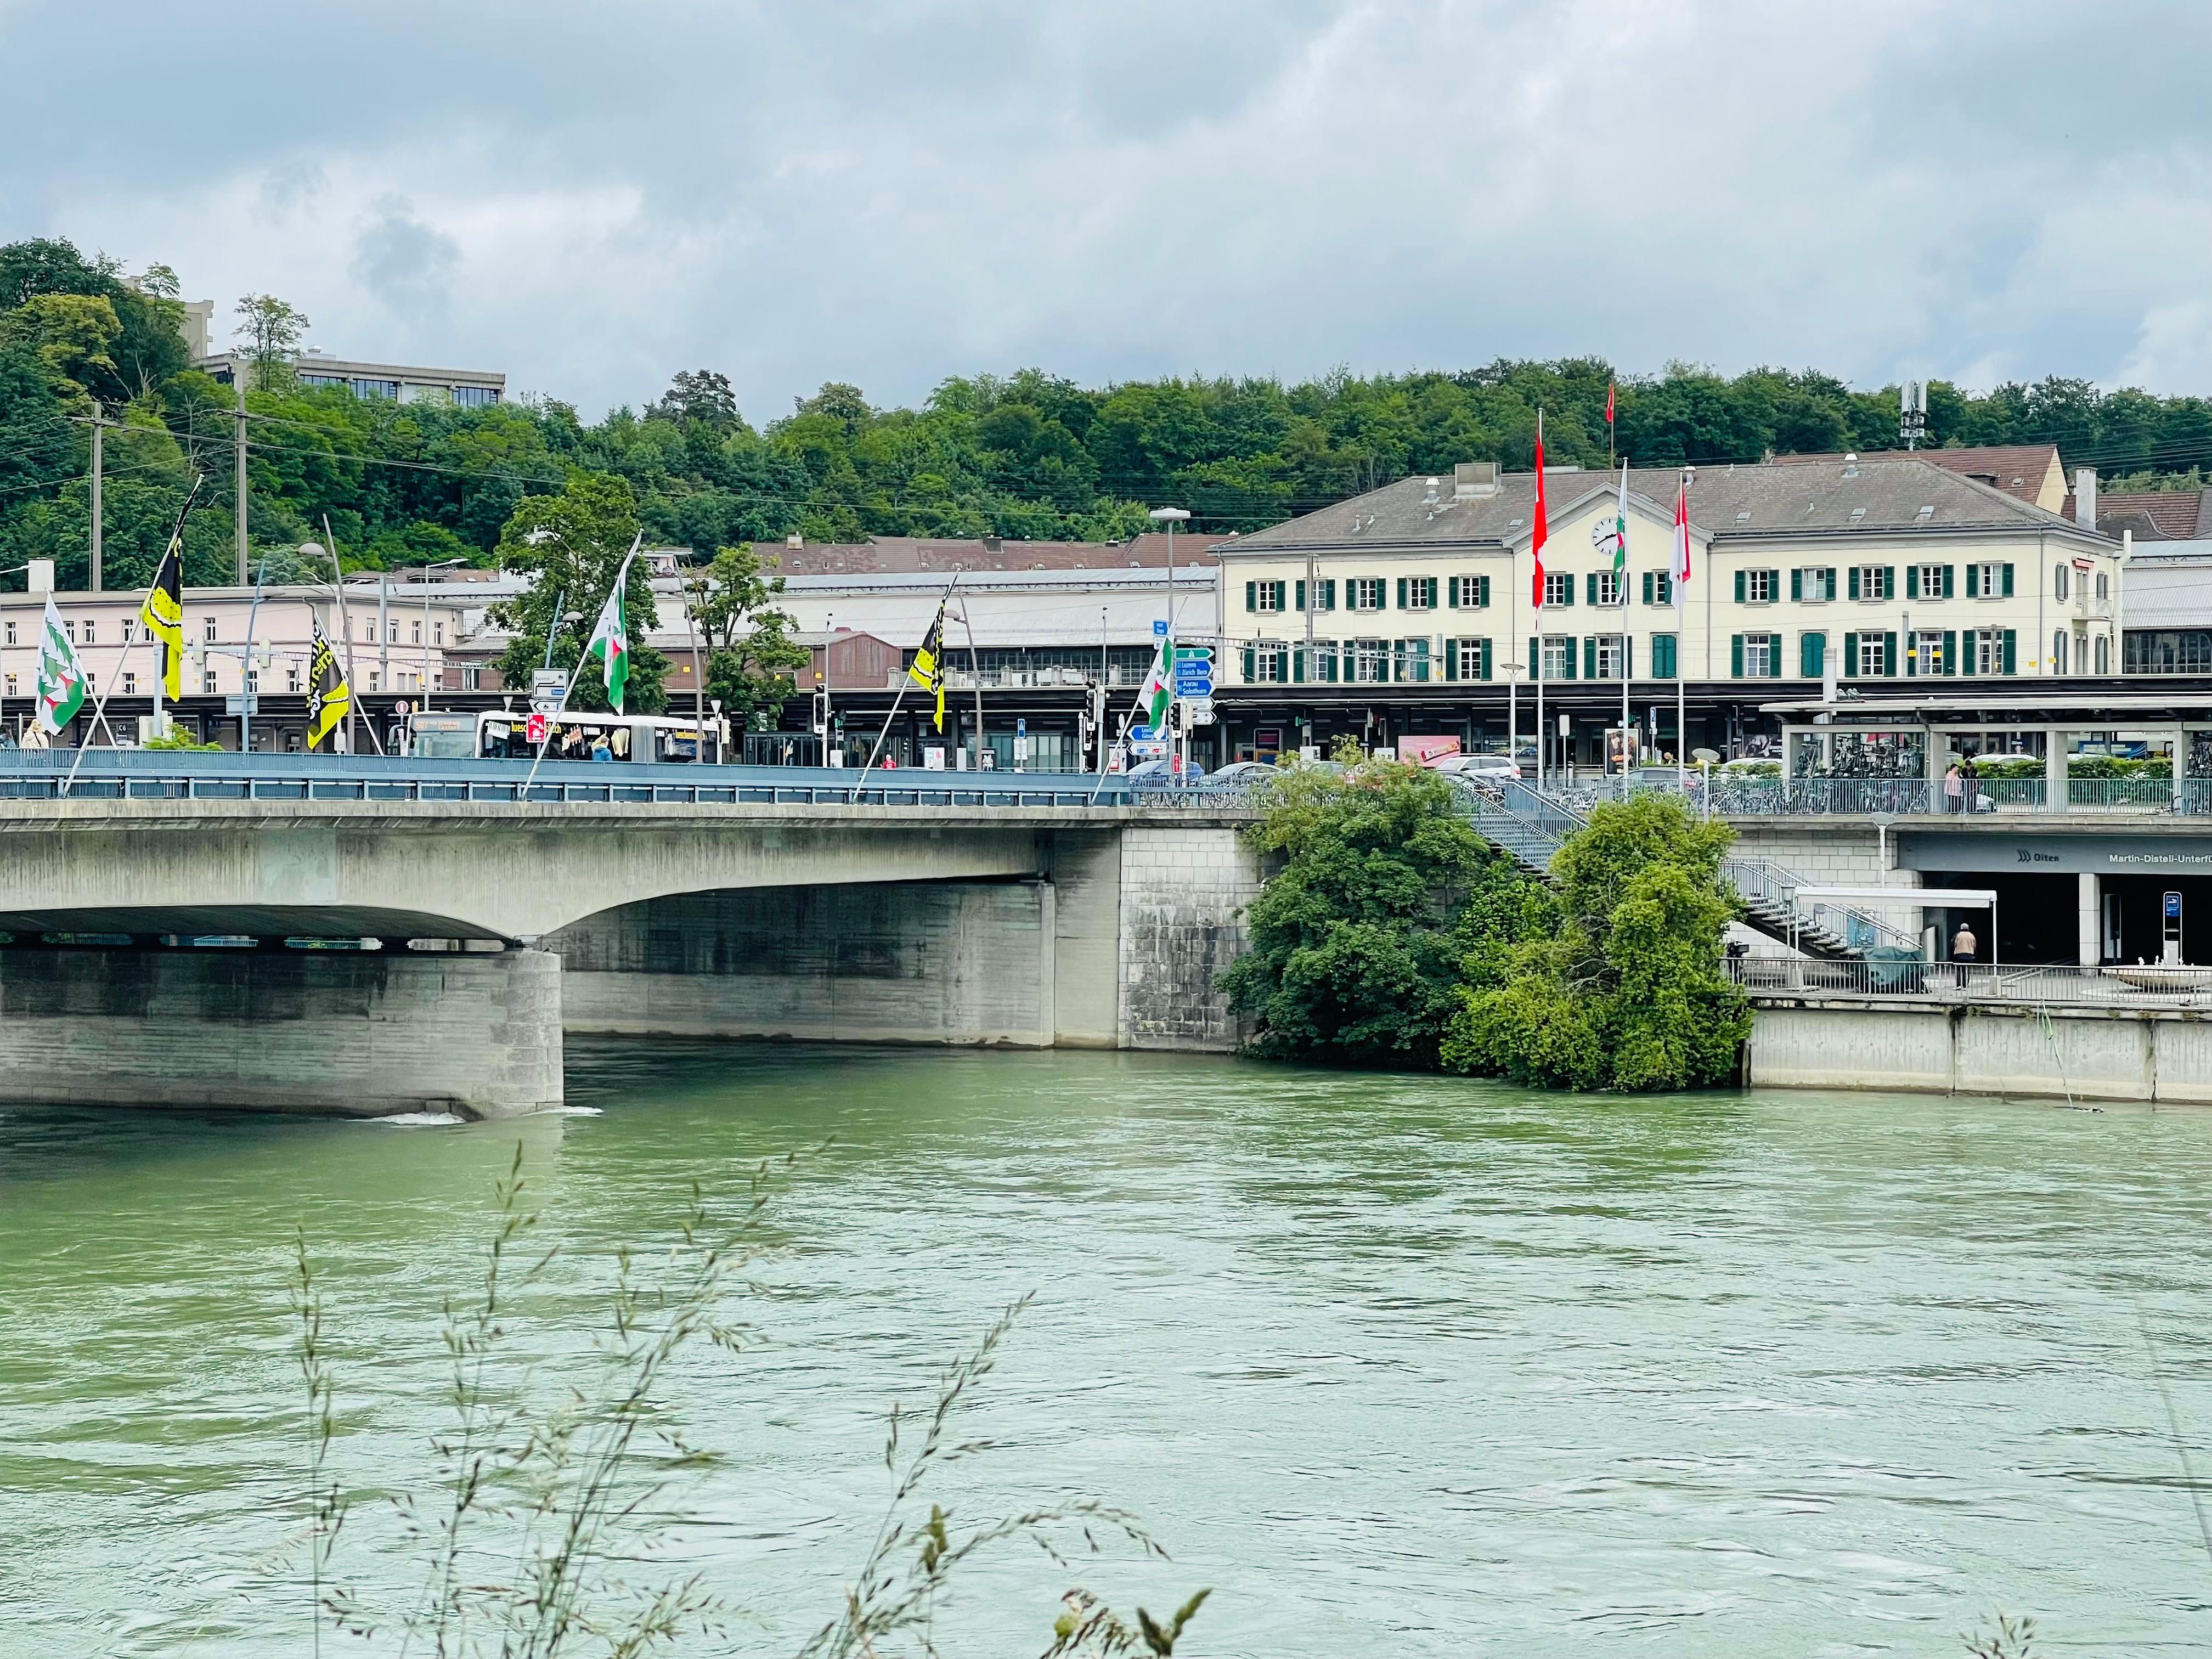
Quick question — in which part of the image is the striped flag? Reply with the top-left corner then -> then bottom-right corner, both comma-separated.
1672,477 -> 1692,613
1530,427 -> 1549,609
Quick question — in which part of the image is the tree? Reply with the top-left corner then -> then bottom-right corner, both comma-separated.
234,293 -> 309,388
652,368 -> 738,428
1219,754 -> 1501,1066
490,472 -> 668,713
680,542 -> 809,729
0,292 -> 122,404
0,236 -> 116,309
1442,794 -> 1749,1092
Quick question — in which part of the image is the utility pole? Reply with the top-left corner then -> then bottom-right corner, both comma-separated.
89,410 -> 104,591
233,376 -> 249,584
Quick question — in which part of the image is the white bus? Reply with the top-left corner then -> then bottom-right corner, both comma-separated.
408,710 -> 728,764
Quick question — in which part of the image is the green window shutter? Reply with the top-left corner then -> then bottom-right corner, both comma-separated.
1584,572 -> 1596,605
1790,568 -> 1803,602
1882,630 -> 1898,675
1322,643 -> 1338,683
1479,637 -> 1493,680
1441,637 -> 1458,681
1641,571 -> 1653,605
1841,631 -> 1858,678
1476,574 -> 1491,607
1961,633 -> 1976,678
1446,577 -> 1459,609
1581,636 -> 1594,679
1566,637 -> 1580,679
1734,569 -> 1746,602
1291,645 -> 1306,684
1244,581 -> 1256,613
1942,629 -> 1956,675
1966,564 -> 1979,597
1730,633 -> 1744,678
1942,566 -> 1955,598
1799,631 -> 1820,678
1561,575 -> 1573,606
1848,567 -> 1861,601
1294,579 -> 1306,612
1652,633 -> 1673,678
1240,645 -> 1254,681
2001,629 -> 2016,674
1623,636 -> 1634,679
1882,566 -> 1897,600
2002,563 -> 2015,597
1906,566 -> 1920,600
1530,636 -> 1541,681
1395,577 -> 1407,610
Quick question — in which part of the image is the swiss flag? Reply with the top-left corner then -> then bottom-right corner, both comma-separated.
1531,428 -> 1549,608
1605,381 -> 1616,425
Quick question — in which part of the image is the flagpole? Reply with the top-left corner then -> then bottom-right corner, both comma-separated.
862,569 -> 961,772
1676,469 -> 1690,793
1534,409 -> 1545,796
521,533 -> 640,799
59,625 -> 149,797
1620,459 -> 1631,778
323,513 -> 379,755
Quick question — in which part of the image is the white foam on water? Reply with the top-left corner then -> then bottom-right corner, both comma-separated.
537,1105 -> 605,1117
371,1111 -> 469,1127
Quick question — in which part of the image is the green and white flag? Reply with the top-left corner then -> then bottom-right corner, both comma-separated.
580,538 -> 641,715
35,594 -> 86,735
1610,462 -> 1630,588
1132,635 -> 1172,731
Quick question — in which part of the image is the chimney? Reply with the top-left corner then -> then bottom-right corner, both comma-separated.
2074,467 -> 2097,530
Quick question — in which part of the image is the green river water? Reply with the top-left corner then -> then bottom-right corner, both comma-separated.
4,1042 -> 2211,1656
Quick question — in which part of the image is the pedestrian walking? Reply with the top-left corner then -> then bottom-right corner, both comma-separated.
1944,763 -> 1964,814
1952,919 -> 1979,988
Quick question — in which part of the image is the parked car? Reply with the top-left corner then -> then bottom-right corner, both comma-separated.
1199,760 -> 1281,792
1431,752 -> 1521,781
1124,757 -> 1207,784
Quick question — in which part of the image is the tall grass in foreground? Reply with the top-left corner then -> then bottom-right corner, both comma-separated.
286,1144 -> 1205,1657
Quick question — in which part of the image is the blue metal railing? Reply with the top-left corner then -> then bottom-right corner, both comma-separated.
0,753 -> 1251,812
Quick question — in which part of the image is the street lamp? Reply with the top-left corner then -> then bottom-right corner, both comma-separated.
417,558 -> 466,712
1148,507 -> 1190,779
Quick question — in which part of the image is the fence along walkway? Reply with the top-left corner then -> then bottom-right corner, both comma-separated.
1729,955 -> 2212,1011
1454,778 -> 1916,962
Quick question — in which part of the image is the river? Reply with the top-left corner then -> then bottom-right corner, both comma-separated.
3,1043 -> 2210,1656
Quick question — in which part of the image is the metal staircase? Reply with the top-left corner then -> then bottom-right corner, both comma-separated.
1454,779 -> 1912,962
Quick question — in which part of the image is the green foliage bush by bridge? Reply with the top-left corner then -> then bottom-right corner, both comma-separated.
1223,770 -> 1748,1092
1443,794 -> 1750,1092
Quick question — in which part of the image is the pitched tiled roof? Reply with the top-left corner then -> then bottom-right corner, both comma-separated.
2096,489 -> 2212,541
1223,456 -> 2105,550
1771,444 -> 2063,506
768,533 -> 1221,577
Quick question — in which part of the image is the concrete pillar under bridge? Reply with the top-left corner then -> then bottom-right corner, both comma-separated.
0,944 -> 562,1118
0,818 -> 1262,1116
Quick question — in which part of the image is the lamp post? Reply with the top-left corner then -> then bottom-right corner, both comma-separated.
1148,506 -> 1190,780
418,558 -> 465,713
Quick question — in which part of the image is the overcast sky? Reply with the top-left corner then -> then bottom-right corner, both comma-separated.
7,1 -> 2210,422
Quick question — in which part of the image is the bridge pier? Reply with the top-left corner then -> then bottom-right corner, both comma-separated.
0,945 -> 563,1118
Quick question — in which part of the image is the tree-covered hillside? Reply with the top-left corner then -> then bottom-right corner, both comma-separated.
7,234 -> 2212,590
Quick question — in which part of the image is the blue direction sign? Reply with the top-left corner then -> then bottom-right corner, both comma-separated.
1153,619 -> 1169,637
1173,661 -> 1213,694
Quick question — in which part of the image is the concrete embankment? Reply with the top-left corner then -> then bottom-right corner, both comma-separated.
1747,1000 -> 2212,1105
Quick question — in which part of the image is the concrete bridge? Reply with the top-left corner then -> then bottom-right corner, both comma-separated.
0,784 -> 1261,1118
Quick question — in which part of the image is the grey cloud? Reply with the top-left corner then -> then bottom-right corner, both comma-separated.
349,196 -> 460,321
6,1 -> 2212,418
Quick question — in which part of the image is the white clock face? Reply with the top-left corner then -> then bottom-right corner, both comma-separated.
1592,517 -> 1622,553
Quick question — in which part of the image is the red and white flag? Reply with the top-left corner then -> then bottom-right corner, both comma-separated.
1605,381 -> 1616,426
1531,426 -> 1549,609
1671,476 -> 1692,613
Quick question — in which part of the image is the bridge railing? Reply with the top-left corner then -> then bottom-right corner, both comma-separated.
0,755 -> 1256,811
1728,956 -> 2212,1008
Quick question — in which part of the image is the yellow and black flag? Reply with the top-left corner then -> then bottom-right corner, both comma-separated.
909,602 -> 948,732
139,478 -> 198,699
304,617 -> 352,751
